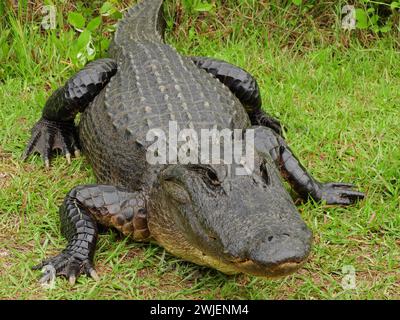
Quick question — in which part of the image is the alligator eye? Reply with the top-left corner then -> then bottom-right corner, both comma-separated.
205,168 -> 220,185
187,165 -> 221,186
201,167 -> 221,187
162,180 -> 191,204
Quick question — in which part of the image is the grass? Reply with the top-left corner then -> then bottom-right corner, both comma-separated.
0,1 -> 399,299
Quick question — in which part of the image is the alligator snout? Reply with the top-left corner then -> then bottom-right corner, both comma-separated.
239,227 -> 313,277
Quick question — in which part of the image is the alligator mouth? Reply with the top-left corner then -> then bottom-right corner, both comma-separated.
233,259 -> 306,277
226,249 -> 309,277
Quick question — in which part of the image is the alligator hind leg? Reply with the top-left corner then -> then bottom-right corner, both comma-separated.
190,56 -> 282,135
23,58 -> 117,167
33,185 -> 148,284
253,126 -> 365,205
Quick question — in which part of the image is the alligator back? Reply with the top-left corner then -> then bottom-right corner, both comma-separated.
79,0 -> 250,189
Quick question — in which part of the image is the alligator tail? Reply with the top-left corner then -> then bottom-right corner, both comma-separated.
113,0 -> 165,45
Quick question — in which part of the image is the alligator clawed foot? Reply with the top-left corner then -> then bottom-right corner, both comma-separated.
23,118 -> 80,167
263,116 -> 284,136
316,182 -> 365,205
256,113 -> 284,136
33,251 -> 99,285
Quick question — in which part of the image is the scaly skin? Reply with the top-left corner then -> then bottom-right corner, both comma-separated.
24,0 -> 364,284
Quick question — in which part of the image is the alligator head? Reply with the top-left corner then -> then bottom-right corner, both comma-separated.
147,155 -> 312,277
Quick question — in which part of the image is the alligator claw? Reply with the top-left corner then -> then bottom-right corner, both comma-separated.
38,265 -> 56,286
23,117 -> 80,167
33,251 -> 98,285
89,269 -> 100,281
317,182 -> 365,205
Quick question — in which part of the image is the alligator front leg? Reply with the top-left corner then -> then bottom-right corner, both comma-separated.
190,56 -> 282,135
33,185 -> 148,284
23,58 -> 117,167
253,126 -> 365,205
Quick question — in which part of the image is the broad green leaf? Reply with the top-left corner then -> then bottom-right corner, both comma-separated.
100,39 -> 111,52
194,3 -> 213,12
100,2 -> 114,15
87,17 -> 102,32
76,29 -> 91,50
380,25 -> 392,33
355,9 -> 368,29
292,0 -> 302,5
111,11 -> 123,20
67,12 -> 86,30
380,21 -> 393,33
370,14 -> 379,25
371,25 -> 380,33
182,0 -> 192,11
391,2 -> 400,9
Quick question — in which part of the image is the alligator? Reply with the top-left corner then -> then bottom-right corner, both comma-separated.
23,0 -> 364,284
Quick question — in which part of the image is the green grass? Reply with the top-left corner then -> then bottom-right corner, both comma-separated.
0,1 -> 399,299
